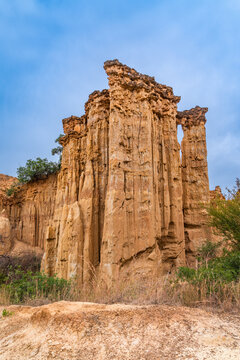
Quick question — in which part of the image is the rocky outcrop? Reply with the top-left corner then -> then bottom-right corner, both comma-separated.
0,174 -> 16,197
1,60 -> 212,284
41,90 -> 110,283
100,60 -> 185,282
40,60 -> 189,285
177,107 -> 211,266
210,186 -> 225,201
0,174 -> 57,255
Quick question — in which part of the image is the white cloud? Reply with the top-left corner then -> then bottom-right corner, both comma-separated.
0,0 -> 239,190
0,0 -> 39,15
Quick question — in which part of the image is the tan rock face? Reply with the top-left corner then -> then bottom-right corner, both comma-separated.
100,60 -> 185,282
0,174 -> 57,255
42,90 -> 111,284
0,175 -> 16,253
0,209 -> 11,254
42,60 -> 188,284
1,60 -> 211,284
0,174 -> 17,197
177,107 -> 211,266
210,186 -> 225,201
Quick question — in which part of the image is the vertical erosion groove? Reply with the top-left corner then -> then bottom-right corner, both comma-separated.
0,62 -> 210,285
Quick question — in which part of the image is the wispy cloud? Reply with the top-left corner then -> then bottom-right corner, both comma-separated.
0,0 -> 239,189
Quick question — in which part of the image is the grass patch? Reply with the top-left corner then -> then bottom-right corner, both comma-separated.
2,309 -> 13,317
0,268 -> 71,305
0,265 -> 239,311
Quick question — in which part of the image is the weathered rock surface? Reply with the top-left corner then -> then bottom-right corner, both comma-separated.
0,301 -> 239,360
177,107 -> 211,266
42,60 -> 189,285
0,209 -> 11,254
0,174 -> 57,255
0,174 -> 16,197
101,60 -> 185,282
1,60 -> 212,283
0,175 -> 17,254
210,185 -> 225,201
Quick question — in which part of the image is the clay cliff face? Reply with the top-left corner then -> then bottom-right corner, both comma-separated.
40,60 -> 190,285
41,60 -> 210,284
0,175 -> 16,254
41,90 -> 110,283
0,174 -> 16,197
0,174 -> 57,256
1,60 -> 211,284
100,61 -> 185,282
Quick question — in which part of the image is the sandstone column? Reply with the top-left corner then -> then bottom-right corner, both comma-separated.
0,209 -> 11,254
100,60 -> 185,284
42,116 -> 86,281
177,106 -> 211,266
42,91 -> 110,286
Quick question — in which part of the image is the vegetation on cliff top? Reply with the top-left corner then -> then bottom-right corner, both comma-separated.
17,158 -> 60,184
5,134 -> 64,196
51,133 -> 64,158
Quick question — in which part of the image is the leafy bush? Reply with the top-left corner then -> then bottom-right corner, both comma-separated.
2,309 -> 13,317
17,157 -> 60,184
0,254 -> 42,285
0,255 -> 71,305
197,239 -> 220,265
177,250 -> 240,284
9,134 -> 64,185
5,183 -> 20,196
207,178 -> 240,250
177,180 -> 240,288
51,134 -> 64,163
176,267 -> 197,282
51,146 -> 63,156
1,266 -> 71,304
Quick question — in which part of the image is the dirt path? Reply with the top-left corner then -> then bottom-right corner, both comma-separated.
0,302 -> 239,359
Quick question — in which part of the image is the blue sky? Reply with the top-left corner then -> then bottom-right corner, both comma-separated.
0,0 -> 239,191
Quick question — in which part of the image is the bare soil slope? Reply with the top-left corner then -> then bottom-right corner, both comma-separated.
0,302 -> 240,359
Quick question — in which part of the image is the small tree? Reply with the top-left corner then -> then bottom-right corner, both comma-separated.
17,158 -> 60,184
197,240 -> 220,267
51,134 -> 64,163
207,178 -> 240,250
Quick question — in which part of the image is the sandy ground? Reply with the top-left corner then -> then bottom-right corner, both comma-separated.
0,301 -> 239,360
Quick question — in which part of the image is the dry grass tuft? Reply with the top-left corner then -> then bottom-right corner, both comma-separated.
1,260 -> 239,311
18,273 -> 239,312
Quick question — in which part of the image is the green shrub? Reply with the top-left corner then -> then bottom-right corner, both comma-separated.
51,146 -> 63,156
2,309 -> 13,317
51,134 -> 64,164
197,239 -> 220,265
0,254 -> 42,286
177,267 -> 196,282
176,180 -> 240,298
1,266 -> 71,304
207,178 -> 240,250
177,250 -> 240,285
17,157 -> 60,184
5,183 -> 20,197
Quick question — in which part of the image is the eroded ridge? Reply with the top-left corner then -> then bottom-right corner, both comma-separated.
0,60 -> 211,284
